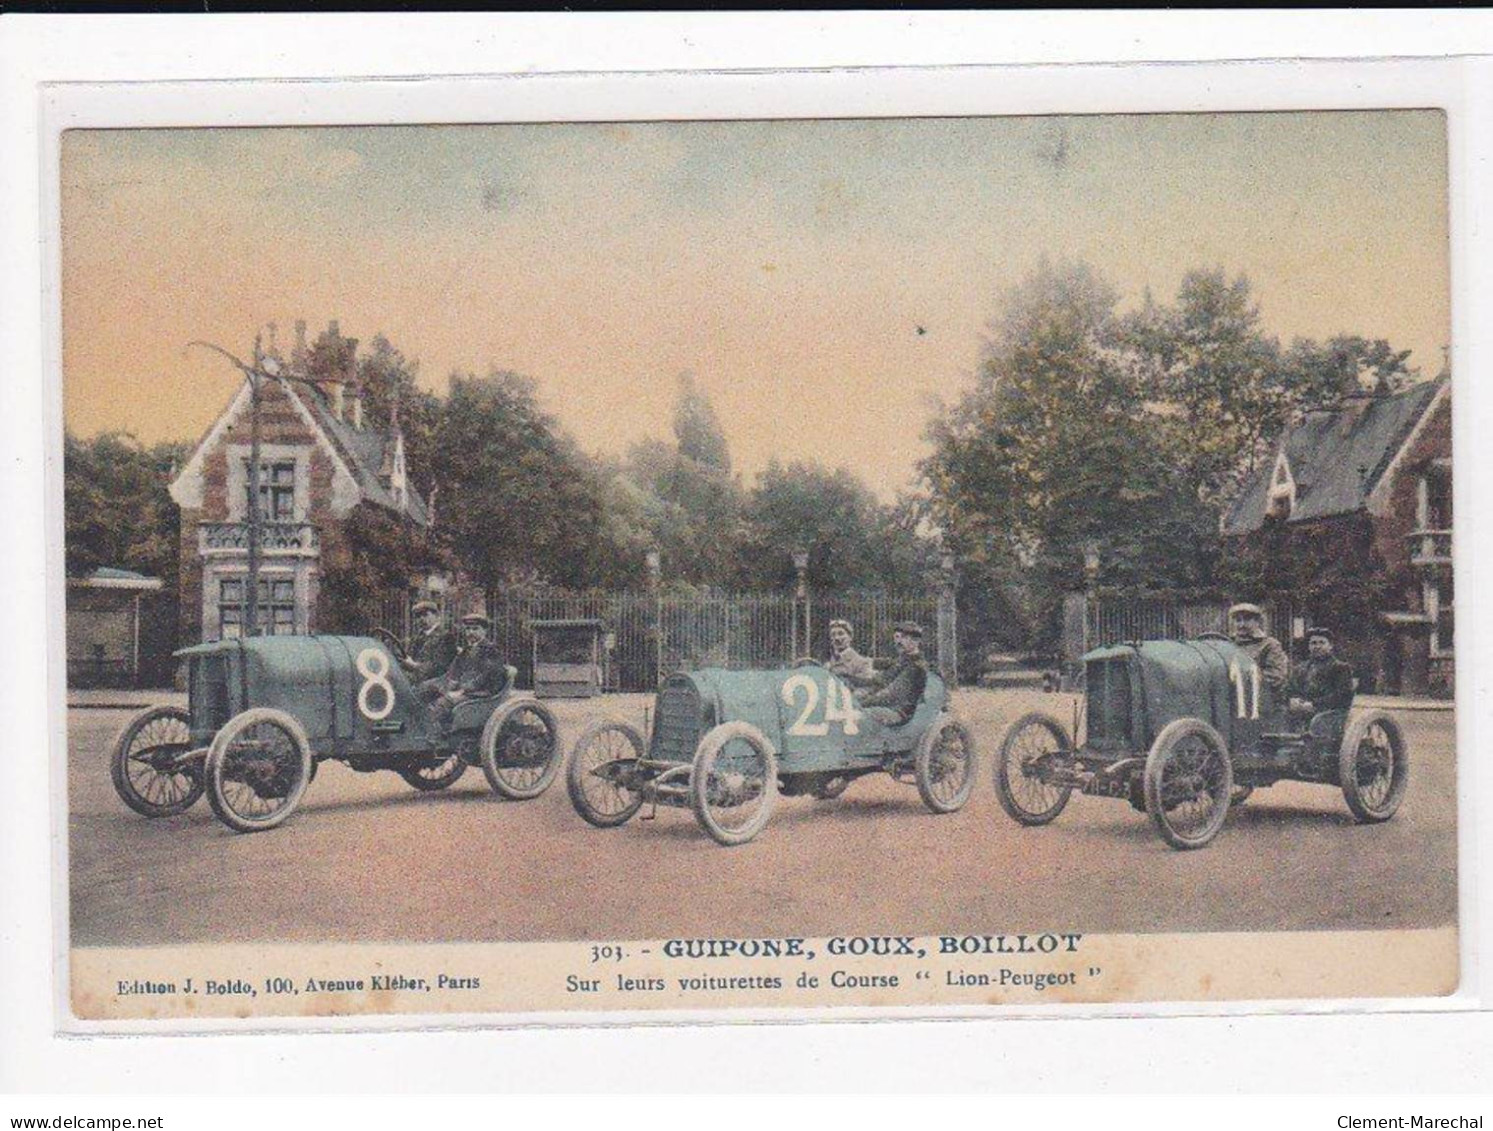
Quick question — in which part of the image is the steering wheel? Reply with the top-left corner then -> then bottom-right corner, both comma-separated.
792,657 -> 825,669
1193,631 -> 1231,642
371,626 -> 408,660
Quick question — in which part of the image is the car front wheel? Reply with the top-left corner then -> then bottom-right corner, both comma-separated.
1142,717 -> 1233,850
204,707 -> 313,834
690,721 -> 777,847
995,712 -> 1073,826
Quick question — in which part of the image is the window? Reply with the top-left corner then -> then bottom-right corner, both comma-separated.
242,459 -> 297,522
1266,452 -> 1295,519
1430,576 -> 1454,657
219,576 -> 297,638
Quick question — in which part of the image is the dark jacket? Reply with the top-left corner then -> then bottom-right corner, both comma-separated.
859,651 -> 928,723
441,640 -> 507,697
1289,656 -> 1356,713
406,624 -> 458,682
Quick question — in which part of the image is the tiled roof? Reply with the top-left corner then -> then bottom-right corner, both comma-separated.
295,386 -> 430,527
1222,378 -> 1446,534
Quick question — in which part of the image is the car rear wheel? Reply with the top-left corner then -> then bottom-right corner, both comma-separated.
111,705 -> 203,818
690,721 -> 777,847
399,753 -> 467,792
204,708 -> 312,834
1339,710 -> 1409,823
567,719 -> 646,827
1143,718 -> 1233,850
915,714 -> 977,814
480,699 -> 562,800
995,712 -> 1073,825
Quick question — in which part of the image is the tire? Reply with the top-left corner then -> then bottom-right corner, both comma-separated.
1143,718 -> 1233,850
204,708 -> 313,834
915,714 -> 977,814
690,721 -> 777,847
995,712 -> 1073,826
399,753 -> 467,792
110,705 -> 203,818
1339,710 -> 1409,823
567,719 -> 646,828
481,699 -> 562,800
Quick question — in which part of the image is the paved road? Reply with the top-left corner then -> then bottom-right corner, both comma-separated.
69,690 -> 1458,947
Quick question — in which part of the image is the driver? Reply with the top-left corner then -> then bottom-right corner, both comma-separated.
857,621 -> 928,726
826,619 -> 875,685
1228,602 -> 1289,700
402,600 -> 458,683
1288,627 -> 1355,723
419,612 -> 507,735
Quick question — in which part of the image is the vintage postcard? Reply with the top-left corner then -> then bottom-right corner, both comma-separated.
53,75 -> 1461,1029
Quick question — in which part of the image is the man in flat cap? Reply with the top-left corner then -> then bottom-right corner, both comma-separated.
1287,627 -> 1355,725
402,600 -> 458,685
825,619 -> 875,686
857,621 -> 928,726
420,611 -> 508,735
1228,602 -> 1289,703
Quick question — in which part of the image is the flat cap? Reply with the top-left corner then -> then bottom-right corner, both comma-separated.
411,600 -> 439,616
1227,602 -> 1265,620
1306,626 -> 1334,643
459,612 -> 491,628
892,621 -> 924,638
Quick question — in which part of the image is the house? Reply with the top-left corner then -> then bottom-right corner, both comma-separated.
65,567 -> 163,687
1221,376 -> 1451,697
169,321 -> 431,644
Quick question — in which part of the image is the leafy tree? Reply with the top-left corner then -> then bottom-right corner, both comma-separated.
672,372 -> 732,473
431,370 -> 626,591
64,431 -> 187,585
352,333 -> 443,500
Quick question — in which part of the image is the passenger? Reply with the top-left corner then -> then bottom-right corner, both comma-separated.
858,621 -> 928,726
419,612 -> 507,736
825,619 -> 875,686
1228,602 -> 1289,699
1288,627 -> 1355,724
401,600 -> 458,683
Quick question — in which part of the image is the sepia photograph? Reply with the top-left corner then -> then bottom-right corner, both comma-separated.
56,100 -> 1457,1022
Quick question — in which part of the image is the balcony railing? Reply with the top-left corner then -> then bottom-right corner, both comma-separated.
1407,528 -> 1452,568
199,521 -> 320,554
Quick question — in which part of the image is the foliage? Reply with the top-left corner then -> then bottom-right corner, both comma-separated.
64,431 -> 187,585
672,372 -> 732,473
316,504 -> 446,634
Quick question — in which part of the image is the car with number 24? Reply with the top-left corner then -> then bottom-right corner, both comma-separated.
566,660 -> 976,845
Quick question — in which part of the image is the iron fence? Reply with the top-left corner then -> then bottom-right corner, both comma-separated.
1063,591 -> 1299,665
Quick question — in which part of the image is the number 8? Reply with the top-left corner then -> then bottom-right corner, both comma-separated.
356,647 -> 395,721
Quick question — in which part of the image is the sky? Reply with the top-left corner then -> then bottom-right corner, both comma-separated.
61,112 -> 1449,498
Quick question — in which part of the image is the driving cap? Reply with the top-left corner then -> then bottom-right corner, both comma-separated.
459,612 -> 491,628
1227,602 -> 1265,620
1306,626 -> 1334,643
412,600 -> 438,616
828,618 -> 853,635
892,621 -> 924,638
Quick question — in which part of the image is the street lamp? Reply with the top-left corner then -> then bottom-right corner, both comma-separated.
791,548 -> 809,599
187,334 -> 323,637
1082,540 -> 1102,593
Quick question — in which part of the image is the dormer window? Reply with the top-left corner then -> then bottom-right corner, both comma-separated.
1266,451 -> 1296,519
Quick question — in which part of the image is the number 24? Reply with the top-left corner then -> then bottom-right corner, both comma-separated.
782,673 -> 861,736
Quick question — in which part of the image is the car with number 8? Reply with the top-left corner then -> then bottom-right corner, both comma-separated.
993,634 -> 1409,849
111,633 -> 563,833
566,661 -> 975,845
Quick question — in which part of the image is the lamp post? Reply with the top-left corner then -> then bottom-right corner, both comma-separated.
645,549 -> 662,685
1082,540 -> 1102,655
791,549 -> 810,658
187,334 -> 321,637
938,550 -> 958,684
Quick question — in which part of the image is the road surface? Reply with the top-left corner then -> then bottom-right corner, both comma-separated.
68,690 -> 1457,946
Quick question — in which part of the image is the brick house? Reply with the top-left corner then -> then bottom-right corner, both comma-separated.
1221,376 -> 1452,697
169,321 -> 431,644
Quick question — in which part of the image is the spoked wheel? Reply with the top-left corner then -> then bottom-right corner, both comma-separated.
1143,718 -> 1233,850
690,721 -> 777,847
915,714 -> 977,814
204,708 -> 312,834
111,705 -> 203,818
399,752 -> 467,792
1230,785 -> 1255,807
1339,710 -> 1409,823
995,712 -> 1073,826
481,700 -> 562,800
567,720 -> 646,828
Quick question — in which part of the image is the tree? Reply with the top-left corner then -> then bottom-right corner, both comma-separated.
672,372 -> 731,473
431,370 -> 627,591
353,333 -> 443,500
64,431 -> 187,584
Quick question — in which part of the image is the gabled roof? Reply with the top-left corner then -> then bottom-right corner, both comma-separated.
1222,377 -> 1447,535
294,386 -> 429,527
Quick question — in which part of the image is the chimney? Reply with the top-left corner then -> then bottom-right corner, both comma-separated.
347,384 -> 364,430
292,320 -> 308,373
328,382 -> 345,419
